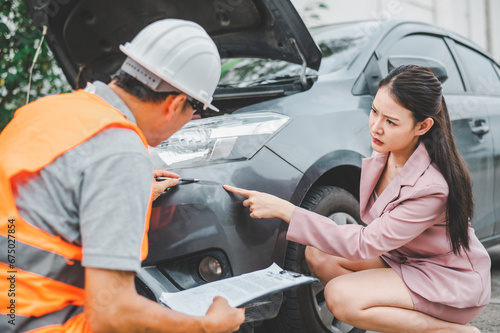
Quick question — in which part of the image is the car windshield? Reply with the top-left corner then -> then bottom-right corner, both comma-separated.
218,21 -> 380,87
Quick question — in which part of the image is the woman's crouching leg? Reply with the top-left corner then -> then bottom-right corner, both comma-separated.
304,246 -> 388,285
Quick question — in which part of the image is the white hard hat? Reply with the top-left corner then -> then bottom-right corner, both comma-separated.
119,19 -> 221,111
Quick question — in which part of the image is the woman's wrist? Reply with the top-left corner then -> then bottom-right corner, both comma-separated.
279,201 -> 296,223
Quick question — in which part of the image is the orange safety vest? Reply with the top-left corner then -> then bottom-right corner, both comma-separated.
0,90 -> 152,332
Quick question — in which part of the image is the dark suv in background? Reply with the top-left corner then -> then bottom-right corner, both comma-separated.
26,0 -> 500,332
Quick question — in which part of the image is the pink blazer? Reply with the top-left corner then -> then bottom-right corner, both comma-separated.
287,142 -> 491,308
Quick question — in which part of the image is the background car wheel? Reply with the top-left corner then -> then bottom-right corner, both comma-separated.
261,185 -> 365,333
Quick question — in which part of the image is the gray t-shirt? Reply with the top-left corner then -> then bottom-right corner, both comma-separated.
14,81 -> 152,273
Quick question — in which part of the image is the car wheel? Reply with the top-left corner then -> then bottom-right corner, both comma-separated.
262,185 -> 365,333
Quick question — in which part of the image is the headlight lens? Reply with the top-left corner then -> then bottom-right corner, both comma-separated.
198,256 -> 223,282
151,112 -> 290,168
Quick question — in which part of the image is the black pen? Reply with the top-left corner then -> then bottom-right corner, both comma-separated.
155,177 -> 200,183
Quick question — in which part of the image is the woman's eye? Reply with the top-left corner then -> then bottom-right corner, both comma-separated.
371,108 -> 377,114
387,119 -> 395,125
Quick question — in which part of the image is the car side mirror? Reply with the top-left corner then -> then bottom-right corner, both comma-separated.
387,56 -> 448,83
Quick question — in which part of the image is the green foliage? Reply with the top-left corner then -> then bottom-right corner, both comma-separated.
0,0 -> 71,131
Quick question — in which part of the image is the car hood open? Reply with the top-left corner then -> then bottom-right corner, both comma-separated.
25,0 -> 322,89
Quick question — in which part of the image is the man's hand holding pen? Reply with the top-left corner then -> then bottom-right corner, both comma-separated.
155,177 -> 200,184
152,169 -> 180,200
152,170 -> 202,201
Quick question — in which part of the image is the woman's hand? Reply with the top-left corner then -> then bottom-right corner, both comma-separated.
223,185 -> 295,223
152,169 -> 179,200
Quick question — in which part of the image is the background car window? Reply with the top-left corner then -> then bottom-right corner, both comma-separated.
384,34 -> 464,93
219,58 -> 301,87
454,43 -> 500,95
495,63 -> 500,81
218,21 -> 379,87
313,21 -> 381,75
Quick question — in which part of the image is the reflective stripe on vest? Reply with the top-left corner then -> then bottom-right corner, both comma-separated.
0,235 -> 85,288
0,90 -> 152,331
0,304 -> 85,332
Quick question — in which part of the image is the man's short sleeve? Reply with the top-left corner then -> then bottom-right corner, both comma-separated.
78,129 -> 153,273
14,127 -> 153,273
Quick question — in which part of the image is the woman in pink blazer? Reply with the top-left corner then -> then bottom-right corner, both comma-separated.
225,65 -> 491,332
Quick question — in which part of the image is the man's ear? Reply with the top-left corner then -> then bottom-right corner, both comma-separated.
416,117 -> 434,136
163,94 -> 187,121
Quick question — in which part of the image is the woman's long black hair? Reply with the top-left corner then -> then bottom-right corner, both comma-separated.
379,65 -> 473,254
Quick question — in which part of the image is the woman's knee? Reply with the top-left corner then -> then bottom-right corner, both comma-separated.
324,278 -> 353,322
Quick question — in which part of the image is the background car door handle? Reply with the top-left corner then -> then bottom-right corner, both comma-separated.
471,120 -> 490,137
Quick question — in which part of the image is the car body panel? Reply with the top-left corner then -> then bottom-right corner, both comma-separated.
492,64 -> 500,243
147,146 -> 302,274
260,81 -> 373,173
449,39 -> 500,240
447,94 -> 495,238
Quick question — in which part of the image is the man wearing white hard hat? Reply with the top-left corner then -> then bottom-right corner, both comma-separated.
0,19 -> 244,333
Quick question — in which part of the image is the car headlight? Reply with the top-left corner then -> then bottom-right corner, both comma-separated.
151,112 -> 290,168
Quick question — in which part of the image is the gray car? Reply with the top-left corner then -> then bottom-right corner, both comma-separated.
26,0 -> 500,332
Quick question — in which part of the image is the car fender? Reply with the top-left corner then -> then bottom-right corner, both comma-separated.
291,149 -> 364,205
270,149 -> 365,266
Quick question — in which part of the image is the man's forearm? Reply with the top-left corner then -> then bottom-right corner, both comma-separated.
85,268 -> 243,333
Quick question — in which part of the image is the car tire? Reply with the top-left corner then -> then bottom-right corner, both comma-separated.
261,185 -> 365,333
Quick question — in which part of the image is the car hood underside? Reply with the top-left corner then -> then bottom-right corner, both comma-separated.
25,0 -> 322,89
